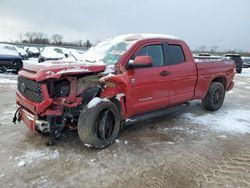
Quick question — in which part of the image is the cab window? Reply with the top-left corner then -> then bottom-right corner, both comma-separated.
133,45 -> 164,67
169,45 -> 185,65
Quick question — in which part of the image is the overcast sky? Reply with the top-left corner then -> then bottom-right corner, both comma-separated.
0,0 -> 249,51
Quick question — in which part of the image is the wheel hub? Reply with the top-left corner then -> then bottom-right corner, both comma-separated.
97,110 -> 115,140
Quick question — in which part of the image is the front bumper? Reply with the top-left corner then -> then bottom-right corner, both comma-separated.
18,107 -> 50,133
16,89 -> 61,133
19,107 -> 37,132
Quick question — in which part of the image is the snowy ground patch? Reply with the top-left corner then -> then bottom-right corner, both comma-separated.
16,149 -> 60,167
238,68 -> 250,77
236,81 -> 247,85
0,74 -> 17,84
182,108 -> 250,134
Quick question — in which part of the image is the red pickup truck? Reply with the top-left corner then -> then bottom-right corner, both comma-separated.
14,34 -> 235,148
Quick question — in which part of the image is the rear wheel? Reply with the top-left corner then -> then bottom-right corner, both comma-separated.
78,100 -> 121,148
202,82 -> 225,111
237,69 -> 242,73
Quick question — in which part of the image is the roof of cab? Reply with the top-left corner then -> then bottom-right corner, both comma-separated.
107,33 -> 180,42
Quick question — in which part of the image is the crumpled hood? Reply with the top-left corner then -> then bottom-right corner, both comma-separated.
19,60 -> 106,81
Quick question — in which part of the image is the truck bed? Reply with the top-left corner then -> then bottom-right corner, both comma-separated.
194,60 -> 235,99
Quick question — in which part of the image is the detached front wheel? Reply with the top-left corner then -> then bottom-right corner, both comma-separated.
202,82 -> 225,111
78,100 -> 121,148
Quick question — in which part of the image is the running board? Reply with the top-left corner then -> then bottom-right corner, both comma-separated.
124,103 -> 190,126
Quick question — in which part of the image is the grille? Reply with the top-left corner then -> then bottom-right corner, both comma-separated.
17,76 -> 43,103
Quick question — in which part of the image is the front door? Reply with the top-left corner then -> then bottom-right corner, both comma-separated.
126,43 -> 171,117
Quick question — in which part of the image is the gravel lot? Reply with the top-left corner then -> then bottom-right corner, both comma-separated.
0,62 -> 250,188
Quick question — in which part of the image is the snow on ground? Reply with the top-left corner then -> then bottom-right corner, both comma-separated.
0,110 -> 15,122
238,68 -> 250,77
0,73 -> 17,84
15,149 -> 60,167
182,107 -> 250,134
236,81 -> 247,85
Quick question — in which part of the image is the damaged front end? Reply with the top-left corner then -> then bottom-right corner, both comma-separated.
14,61 -> 107,140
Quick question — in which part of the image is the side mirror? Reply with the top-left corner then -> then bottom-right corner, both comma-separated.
128,56 -> 153,68
65,53 -> 69,58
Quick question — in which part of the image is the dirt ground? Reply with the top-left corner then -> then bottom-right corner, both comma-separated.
0,67 -> 250,188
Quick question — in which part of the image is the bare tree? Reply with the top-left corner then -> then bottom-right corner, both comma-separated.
84,40 -> 92,48
52,34 -> 63,44
210,45 -> 219,53
76,40 -> 83,46
33,32 -> 49,44
25,32 -> 35,43
34,32 -> 45,40
18,32 -> 23,43
197,45 -> 207,52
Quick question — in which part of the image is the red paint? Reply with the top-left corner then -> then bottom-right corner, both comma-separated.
19,61 -> 106,81
16,37 -> 235,132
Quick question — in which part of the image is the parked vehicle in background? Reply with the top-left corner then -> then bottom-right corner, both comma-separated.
242,56 -> 250,68
194,54 -> 221,60
68,48 -> 85,61
25,47 -> 40,58
15,46 -> 29,60
14,34 -> 235,148
198,52 -> 210,56
38,46 -> 70,62
224,54 -> 243,73
0,44 -> 23,73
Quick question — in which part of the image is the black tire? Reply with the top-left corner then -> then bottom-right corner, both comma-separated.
202,82 -> 225,111
78,100 -> 121,149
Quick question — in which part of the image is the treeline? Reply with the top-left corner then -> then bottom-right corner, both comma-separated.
16,32 -> 92,48
194,45 -> 250,56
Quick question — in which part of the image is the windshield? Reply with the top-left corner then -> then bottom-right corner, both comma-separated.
0,44 -> 19,56
79,37 -> 138,65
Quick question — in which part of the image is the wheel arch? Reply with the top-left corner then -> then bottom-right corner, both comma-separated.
211,76 -> 226,89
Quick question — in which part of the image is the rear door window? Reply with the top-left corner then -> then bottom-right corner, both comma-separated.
169,45 -> 185,65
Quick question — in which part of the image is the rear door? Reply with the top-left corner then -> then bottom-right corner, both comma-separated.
126,42 -> 171,117
165,42 -> 197,105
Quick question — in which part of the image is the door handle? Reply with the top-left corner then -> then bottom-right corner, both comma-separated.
160,71 -> 171,76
